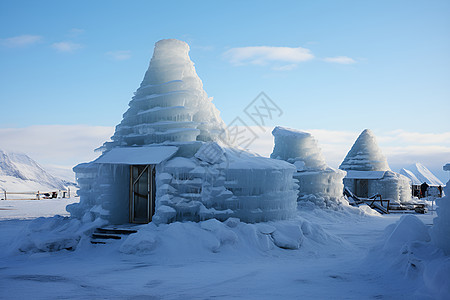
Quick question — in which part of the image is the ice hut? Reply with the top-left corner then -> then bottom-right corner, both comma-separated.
67,39 -> 298,225
339,129 -> 411,203
270,126 -> 346,208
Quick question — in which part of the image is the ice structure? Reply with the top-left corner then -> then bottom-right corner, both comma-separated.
68,39 -> 298,225
432,176 -> 450,255
339,129 -> 411,203
270,126 -> 346,208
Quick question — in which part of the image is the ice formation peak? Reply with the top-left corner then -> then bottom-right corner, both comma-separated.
270,126 -> 327,171
400,163 -> 443,186
101,39 -> 226,151
339,129 -> 390,172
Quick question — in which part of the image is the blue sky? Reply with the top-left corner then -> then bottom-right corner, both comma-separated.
0,0 -> 449,181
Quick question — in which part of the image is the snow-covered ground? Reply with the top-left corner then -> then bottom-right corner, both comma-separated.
0,199 -> 448,299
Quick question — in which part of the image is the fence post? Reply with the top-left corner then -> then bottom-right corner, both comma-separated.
37,191 -> 40,200
3,191 -> 6,200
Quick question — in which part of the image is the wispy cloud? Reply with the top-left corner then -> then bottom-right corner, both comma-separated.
51,41 -> 83,52
0,35 -> 42,47
106,50 -> 132,61
68,28 -> 84,37
323,56 -> 356,64
223,46 -> 314,67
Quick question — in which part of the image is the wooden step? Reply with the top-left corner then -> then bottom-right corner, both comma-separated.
92,233 -> 122,240
96,228 -> 138,235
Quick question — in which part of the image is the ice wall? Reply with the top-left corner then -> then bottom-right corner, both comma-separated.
101,39 -> 226,151
271,126 -> 345,208
432,179 -> 450,255
339,129 -> 390,171
154,143 -> 298,223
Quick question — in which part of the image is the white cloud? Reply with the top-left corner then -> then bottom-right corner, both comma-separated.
223,46 -> 314,67
52,41 -> 83,52
0,125 -> 114,168
323,56 -> 356,64
106,50 -> 132,61
68,28 -> 84,37
0,35 -> 42,47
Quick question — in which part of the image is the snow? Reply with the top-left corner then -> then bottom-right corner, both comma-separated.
1,199 -> 448,299
339,129 -> 390,171
431,179 -> 450,255
94,146 -> 178,165
444,163 -> 450,172
345,170 -> 386,179
400,163 -> 444,186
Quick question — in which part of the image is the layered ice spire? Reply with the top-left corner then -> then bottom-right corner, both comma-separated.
102,39 -> 226,151
339,129 -> 390,171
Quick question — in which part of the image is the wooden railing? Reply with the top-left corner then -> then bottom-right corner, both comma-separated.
1,188 -> 71,200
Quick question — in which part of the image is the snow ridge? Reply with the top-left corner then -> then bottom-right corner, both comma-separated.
399,163 -> 443,186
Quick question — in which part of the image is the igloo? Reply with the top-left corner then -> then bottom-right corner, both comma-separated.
270,126 -> 346,208
339,129 -> 411,204
67,39 -> 298,225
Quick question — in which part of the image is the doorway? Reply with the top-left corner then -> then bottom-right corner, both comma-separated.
355,179 -> 369,198
130,165 -> 156,224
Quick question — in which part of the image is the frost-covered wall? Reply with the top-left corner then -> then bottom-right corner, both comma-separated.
340,129 -> 410,203
153,143 -> 298,223
67,163 -> 129,224
431,165 -> 450,254
270,126 -> 345,208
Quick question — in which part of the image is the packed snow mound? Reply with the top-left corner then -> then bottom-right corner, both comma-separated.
339,129 -> 390,172
373,215 -> 450,299
271,126 -> 326,170
270,127 -> 346,209
432,179 -> 450,255
399,163 -> 443,186
0,150 -> 67,192
101,39 -> 226,151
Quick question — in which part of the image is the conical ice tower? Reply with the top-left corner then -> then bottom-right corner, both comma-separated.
339,129 -> 390,171
102,39 -> 226,151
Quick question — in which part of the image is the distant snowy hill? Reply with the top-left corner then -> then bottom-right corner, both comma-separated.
399,163 -> 443,186
0,150 -> 74,192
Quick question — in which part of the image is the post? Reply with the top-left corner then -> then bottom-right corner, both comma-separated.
3,191 -> 6,200
37,191 -> 40,200
68,187 -> 70,198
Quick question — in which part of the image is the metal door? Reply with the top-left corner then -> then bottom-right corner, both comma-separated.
130,165 -> 155,223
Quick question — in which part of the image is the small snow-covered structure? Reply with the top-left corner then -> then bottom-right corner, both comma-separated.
68,39 -> 298,225
270,126 -> 346,208
339,129 -> 411,204
399,163 -> 444,198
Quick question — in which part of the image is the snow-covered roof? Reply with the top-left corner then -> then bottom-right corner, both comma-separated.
95,146 -> 178,165
344,170 -> 386,180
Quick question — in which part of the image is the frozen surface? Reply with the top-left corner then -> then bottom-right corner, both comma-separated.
339,129 -> 390,171
94,146 -> 178,165
400,163 -> 444,186
271,126 -> 345,208
345,170 -> 385,179
1,199 -> 447,299
444,163 -> 450,172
